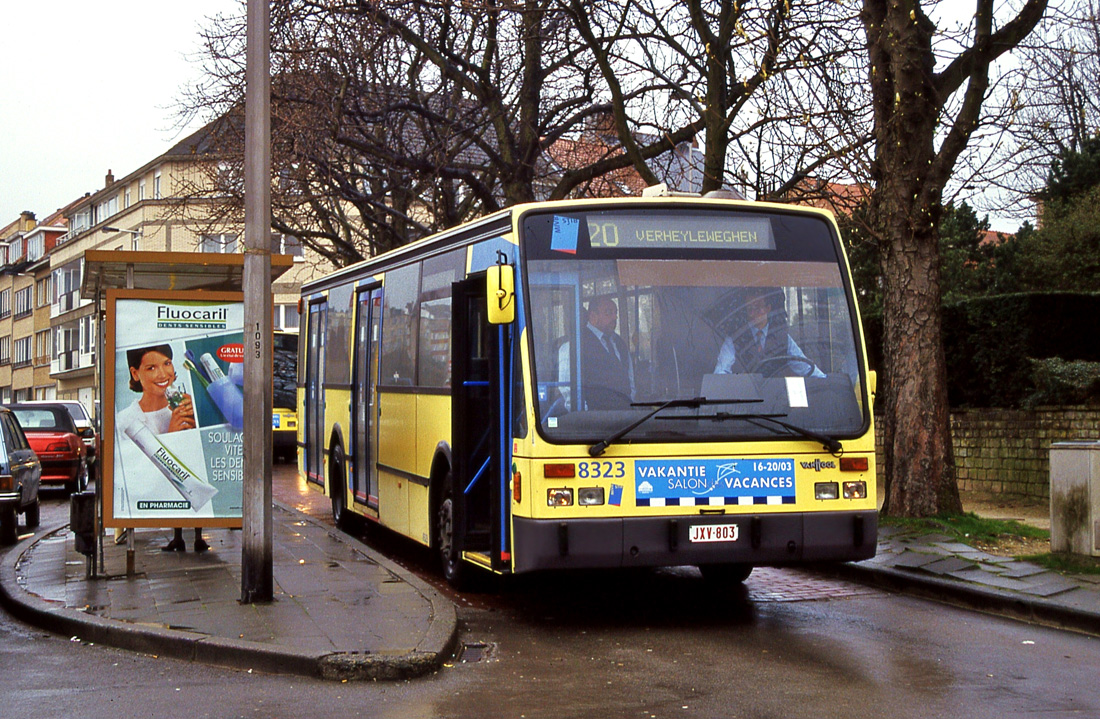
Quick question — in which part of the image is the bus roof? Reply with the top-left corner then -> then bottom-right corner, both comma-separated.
299,195 -> 838,295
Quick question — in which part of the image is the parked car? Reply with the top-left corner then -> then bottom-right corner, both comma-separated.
0,405 -> 42,545
17,400 -> 98,479
8,403 -> 88,494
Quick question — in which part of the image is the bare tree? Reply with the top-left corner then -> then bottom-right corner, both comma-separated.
567,0 -> 873,201
862,0 -> 1048,517
993,0 -> 1100,213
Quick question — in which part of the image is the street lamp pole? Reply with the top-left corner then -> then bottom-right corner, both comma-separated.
241,0 -> 273,603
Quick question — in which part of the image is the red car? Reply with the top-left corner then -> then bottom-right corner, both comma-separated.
9,403 -> 88,494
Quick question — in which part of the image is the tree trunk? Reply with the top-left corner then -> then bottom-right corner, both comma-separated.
864,0 -> 962,517
878,215 -> 961,516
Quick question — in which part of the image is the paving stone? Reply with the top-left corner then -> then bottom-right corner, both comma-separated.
920,556 -> 977,575
998,562 -> 1049,579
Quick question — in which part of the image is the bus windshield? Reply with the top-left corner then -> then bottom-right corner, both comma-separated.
522,206 -> 867,446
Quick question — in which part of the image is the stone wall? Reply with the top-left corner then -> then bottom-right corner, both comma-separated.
875,408 -> 1100,500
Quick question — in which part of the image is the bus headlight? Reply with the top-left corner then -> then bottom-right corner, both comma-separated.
578,487 -> 604,506
815,482 -> 839,500
843,481 -> 868,499
547,488 -> 573,506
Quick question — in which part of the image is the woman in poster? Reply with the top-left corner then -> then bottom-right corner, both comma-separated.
116,344 -> 208,551
116,344 -> 195,434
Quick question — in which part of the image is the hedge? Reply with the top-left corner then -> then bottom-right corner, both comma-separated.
862,292 -> 1100,408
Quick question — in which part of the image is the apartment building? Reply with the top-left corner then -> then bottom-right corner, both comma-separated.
50,120 -> 333,411
0,210 -> 68,404
1,119 -> 334,414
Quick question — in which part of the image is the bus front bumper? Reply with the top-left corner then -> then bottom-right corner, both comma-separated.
511,510 -> 877,574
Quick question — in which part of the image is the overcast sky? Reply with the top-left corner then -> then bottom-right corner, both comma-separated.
0,0 -> 238,224
1,1 -> 1025,231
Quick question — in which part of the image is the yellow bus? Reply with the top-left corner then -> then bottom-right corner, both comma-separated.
298,194 -> 876,587
272,330 -> 299,463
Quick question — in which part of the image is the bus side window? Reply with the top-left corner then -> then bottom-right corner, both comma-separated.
418,249 -> 465,388
379,263 -> 421,385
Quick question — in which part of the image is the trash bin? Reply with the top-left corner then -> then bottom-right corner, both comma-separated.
1049,441 -> 1100,557
70,490 -> 96,556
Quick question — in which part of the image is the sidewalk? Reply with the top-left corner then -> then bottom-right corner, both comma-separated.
3,498 -> 1098,683
829,497 -> 1100,636
0,501 -> 457,681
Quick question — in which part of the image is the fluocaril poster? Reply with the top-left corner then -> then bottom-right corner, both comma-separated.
111,297 -> 245,522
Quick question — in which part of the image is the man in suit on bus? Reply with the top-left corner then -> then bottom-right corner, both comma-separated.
580,296 -> 635,409
713,287 -> 824,378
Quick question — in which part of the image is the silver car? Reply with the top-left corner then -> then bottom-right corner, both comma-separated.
0,405 -> 42,545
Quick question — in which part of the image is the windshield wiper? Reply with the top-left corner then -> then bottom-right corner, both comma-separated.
588,397 -> 761,457
661,411 -> 842,454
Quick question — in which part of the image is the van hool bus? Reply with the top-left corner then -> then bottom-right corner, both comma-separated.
298,193 -> 876,587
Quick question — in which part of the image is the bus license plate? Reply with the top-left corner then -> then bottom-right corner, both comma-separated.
689,524 -> 740,543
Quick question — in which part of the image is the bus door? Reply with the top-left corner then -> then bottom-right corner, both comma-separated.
351,285 -> 382,509
304,298 -> 327,486
451,275 -> 513,570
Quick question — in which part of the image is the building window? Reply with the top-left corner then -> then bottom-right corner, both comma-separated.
27,235 -> 45,262
124,187 -> 131,209
8,237 -> 23,262
13,337 -> 31,367
80,315 -> 95,354
275,234 -> 304,258
154,170 -> 162,199
14,287 -> 32,318
36,276 -> 51,308
275,303 -> 300,331
0,289 -> 10,319
139,178 -> 146,201
53,261 -> 82,314
200,233 -> 238,253
71,208 -> 92,235
0,336 -> 10,365
94,194 -> 119,224
35,329 -> 51,365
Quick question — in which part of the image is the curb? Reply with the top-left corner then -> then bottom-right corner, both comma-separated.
826,560 -> 1100,637
0,503 -> 458,681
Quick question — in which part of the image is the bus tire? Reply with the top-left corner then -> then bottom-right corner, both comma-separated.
330,446 -> 353,532
437,472 -> 468,589
699,563 -> 752,585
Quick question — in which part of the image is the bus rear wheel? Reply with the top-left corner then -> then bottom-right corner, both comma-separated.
699,563 -> 753,585
330,446 -> 353,532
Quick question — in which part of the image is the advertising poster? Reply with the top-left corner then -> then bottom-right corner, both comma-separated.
105,291 -> 245,527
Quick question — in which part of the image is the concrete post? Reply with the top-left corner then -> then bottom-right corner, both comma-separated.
241,0 -> 273,603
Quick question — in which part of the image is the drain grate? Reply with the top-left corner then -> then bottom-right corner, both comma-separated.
458,641 -> 494,664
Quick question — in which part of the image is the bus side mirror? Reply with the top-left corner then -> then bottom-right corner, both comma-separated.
486,264 -> 515,324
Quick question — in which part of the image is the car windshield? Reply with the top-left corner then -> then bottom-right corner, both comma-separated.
522,206 -> 868,445
62,403 -> 91,423
12,407 -> 72,432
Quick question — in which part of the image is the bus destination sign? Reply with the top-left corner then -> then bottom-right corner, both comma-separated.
585,212 -> 775,251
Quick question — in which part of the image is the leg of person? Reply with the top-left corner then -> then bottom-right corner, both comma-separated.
194,527 -> 209,553
163,527 -> 186,551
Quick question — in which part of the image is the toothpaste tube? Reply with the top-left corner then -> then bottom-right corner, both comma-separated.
122,421 -> 217,511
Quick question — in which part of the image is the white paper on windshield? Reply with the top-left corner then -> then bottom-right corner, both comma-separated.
786,377 -> 809,408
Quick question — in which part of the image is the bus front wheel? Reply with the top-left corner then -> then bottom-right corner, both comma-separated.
437,473 -> 467,589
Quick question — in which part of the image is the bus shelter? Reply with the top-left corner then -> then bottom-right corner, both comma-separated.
80,251 -> 294,574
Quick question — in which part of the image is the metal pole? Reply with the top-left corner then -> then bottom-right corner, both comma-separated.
241,0 -> 273,603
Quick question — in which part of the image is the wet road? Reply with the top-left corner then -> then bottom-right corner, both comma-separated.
2,470 -> 1098,718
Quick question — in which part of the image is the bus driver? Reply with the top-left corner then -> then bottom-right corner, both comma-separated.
714,287 -> 825,378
